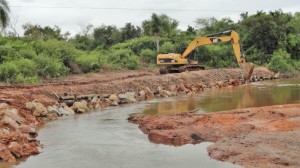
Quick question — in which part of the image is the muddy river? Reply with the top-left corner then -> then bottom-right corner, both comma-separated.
8,78 -> 300,168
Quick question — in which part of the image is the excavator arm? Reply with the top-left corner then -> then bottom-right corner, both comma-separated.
181,30 -> 246,63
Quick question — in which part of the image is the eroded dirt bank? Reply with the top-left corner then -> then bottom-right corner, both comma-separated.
128,104 -> 300,168
0,67 -> 286,162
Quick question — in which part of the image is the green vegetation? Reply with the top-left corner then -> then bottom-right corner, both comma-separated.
0,9 -> 300,83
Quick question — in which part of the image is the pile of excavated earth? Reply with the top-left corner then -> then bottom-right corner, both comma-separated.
0,67 -> 297,167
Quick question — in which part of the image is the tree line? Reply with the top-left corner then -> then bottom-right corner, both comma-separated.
0,1 -> 299,83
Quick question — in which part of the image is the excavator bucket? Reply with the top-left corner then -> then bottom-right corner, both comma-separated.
239,62 -> 254,81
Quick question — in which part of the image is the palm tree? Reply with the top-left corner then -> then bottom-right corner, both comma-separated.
0,0 -> 10,28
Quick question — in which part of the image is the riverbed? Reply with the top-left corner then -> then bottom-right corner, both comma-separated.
9,78 -> 300,168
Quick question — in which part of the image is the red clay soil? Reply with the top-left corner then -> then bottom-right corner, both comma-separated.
128,104 -> 300,168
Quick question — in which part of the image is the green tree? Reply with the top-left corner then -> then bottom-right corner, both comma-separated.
93,25 -> 122,49
195,17 -> 235,35
23,23 -> 65,40
121,23 -> 141,42
142,13 -> 178,51
0,0 -> 10,29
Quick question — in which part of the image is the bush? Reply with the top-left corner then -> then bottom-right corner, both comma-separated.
0,59 -> 40,83
75,54 -> 102,73
19,49 -> 37,59
0,62 -> 19,82
160,42 -> 176,54
14,59 -> 37,76
13,74 -> 40,84
268,49 -> 294,72
109,49 -> 140,70
140,49 -> 157,63
33,54 -> 69,78
0,46 -> 20,63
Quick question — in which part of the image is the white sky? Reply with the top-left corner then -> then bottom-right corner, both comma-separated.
8,0 -> 300,36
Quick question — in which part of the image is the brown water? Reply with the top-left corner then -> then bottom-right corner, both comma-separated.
5,78 -> 299,168
144,78 -> 300,115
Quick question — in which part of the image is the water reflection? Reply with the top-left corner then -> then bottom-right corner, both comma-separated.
143,78 -> 300,115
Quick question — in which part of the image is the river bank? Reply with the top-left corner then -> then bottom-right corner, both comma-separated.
0,67 -> 292,163
129,103 -> 300,168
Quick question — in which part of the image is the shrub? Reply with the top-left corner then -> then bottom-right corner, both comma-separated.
160,42 -> 176,54
268,49 -> 294,72
75,54 -> 102,73
19,49 -> 37,59
13,74 -> 40,84
33,54 -> 69,78
0,46 -> 20,63
140,49 -> 157,63
0,62 -> 19,82
109,49 -> 140,70
14,59 -> 37,76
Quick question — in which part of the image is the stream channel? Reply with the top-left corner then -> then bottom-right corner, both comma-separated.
9,78 -> 300,168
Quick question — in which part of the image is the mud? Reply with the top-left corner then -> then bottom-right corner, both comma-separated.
128,104 -> 300,168
0,67 -> 289,163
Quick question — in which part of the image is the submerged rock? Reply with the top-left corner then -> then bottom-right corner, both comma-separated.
71,102 -> 90,113
125,92 -> 137,103
109,94 -> 120,103
145,87 -> 154,100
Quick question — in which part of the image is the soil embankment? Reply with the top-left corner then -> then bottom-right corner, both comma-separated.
128,104 -> 300,168
0,67 -> 287,163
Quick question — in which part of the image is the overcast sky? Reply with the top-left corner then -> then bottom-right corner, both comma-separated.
8,0 -> 300,36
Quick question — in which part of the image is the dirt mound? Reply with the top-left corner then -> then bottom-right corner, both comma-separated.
128,104 -> 300,168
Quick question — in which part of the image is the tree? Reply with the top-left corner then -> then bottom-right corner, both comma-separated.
142,13 -> 178,51
195,17 -> 235,35
0,0 -> 10,29
120,23 -> 141,42
237,10 -> 292,64
93,25 -> 122,49
23,23 -> 64,40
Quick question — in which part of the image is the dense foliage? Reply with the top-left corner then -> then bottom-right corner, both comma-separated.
0,10 -> 299,83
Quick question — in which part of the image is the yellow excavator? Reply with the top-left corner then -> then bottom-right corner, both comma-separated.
157,30 -> 254,80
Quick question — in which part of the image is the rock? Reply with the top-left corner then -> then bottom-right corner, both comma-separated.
8,142 -> 22,159
145,87 -> 154,100
110,101 -> 119,106
61,104 -> 75,115
17,124 -> 36,134
275,72 -> 280,79
2,115 -> 19,130
71,102 -> 90,113
80,100 -> 88,105
47,106 -> 60,116
109,94 -> 120,102
0,103 -> 9,109
118,94 -> 127,104
138,90 -> 146,98
26,101 -> 48,117
216,81 -> 224,88
228,79 -> 239,86
91,96 -> 98,103
58,107 -> 72,116
125,92 -> 137,103
160,90 -> 172,98
2,109 -> 25,124
0,145 -> 16,163
176,83 -> 189,93
168,85 -> 177,92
